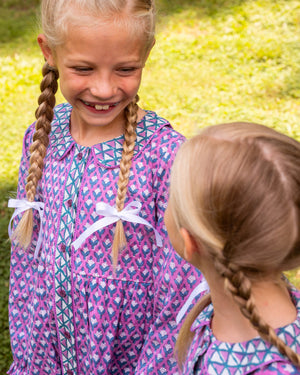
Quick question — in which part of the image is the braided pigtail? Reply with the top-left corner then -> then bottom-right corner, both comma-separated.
176,293 -> 211,367
214,250 -> 300,368
112,94 -> 139,269
12,62 -> 59,248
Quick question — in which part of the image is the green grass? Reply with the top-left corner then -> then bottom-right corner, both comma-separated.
1,0 -> 300,372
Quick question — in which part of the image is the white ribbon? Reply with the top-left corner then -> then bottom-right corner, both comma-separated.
176,278 -> 210,324
72,201 -> 162,250
8,199 -> 45,259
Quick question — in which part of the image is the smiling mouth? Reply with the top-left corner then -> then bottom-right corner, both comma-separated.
82,100 -> 119,110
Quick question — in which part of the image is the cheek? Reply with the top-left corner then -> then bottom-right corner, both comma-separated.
123,74 -> 143,96
170,231 -> 185,259
59,74 -> 85,97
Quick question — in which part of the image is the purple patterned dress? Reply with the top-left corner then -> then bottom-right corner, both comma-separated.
8,103 -> 205,375
183,285 -> 300,374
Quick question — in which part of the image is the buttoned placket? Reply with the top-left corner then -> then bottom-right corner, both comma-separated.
54,145 -> 90,375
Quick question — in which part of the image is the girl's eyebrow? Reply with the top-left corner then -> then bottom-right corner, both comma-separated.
66,57 -> 144,65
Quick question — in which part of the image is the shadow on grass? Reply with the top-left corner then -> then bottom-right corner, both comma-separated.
0,0 -> 39,47
0,183 -> 15,375
0,0 -> 250,47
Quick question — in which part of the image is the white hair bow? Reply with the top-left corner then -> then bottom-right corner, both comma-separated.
72,201 -> 162,250
8,198 -> 45,259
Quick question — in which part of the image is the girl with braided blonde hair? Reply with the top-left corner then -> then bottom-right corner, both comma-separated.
8,0 -> 205,374
165,122 -> 300,374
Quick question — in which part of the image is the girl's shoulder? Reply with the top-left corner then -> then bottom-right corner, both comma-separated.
133,109 -> 185,163
23,122 -> 36,155
137,109 -> 185,145
185,287 -> 300,374
24,102 -> 71,141
22,103 -> 72,161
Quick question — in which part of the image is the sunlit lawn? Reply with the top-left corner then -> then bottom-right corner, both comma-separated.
1,0 -> 300,372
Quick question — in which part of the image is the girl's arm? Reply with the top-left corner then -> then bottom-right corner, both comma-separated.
8,124 -> 44,372
135,128 -> 207,374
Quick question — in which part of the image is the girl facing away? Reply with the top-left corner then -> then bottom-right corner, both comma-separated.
165,122 -> 300,374
7,0 -> 205,374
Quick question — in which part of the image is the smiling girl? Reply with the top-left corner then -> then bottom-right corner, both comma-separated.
7,1 -> 204,374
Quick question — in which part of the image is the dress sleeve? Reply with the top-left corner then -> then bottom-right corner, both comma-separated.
8,124 -> 43,372
135,128 -> 207,374
10,124 -> 42,250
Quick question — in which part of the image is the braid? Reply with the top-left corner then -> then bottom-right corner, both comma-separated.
214,250 -> 300,368
112,94 -> 139,269
176,293 -> 211,367
12,62 -> 59,248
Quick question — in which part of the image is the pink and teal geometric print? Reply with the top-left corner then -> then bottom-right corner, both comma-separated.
184,285 -> 300,375
8,103 -> 205,375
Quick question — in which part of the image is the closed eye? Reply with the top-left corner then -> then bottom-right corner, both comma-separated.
72,66 -> 93,73
118,67 -> 140,75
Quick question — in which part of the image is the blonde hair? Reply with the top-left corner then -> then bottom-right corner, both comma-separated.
41,0 -> 155,51
13,0 -> 155,267
170,123 -> 300,367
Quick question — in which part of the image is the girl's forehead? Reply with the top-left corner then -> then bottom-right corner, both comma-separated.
55,12 -> 153,50
55,21 -> 149,62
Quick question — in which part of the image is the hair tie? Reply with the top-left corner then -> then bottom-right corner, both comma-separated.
45,62 -> 56,71
44,61 -> 59,79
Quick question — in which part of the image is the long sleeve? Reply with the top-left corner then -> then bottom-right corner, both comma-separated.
135,128 -> 206,374
8,125 -> 41,372
8,124 -> 61,375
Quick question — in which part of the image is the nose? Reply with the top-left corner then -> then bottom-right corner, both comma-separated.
90,72 -> 116,99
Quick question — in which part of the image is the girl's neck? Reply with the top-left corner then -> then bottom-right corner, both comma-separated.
208,276 -> 296,343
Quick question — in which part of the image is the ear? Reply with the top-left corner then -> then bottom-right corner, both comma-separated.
37,34 -> 56,67
179,228 -> 200,263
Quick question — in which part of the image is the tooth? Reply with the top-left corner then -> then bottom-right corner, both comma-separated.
95,105 -> 109,110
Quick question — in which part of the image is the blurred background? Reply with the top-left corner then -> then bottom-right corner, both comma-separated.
1,0 -> 300,372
